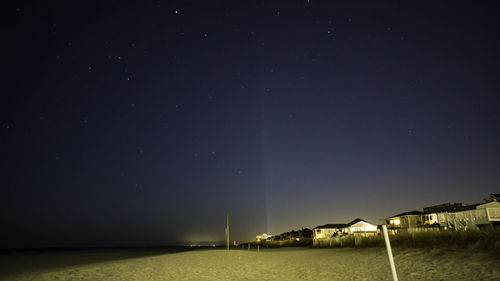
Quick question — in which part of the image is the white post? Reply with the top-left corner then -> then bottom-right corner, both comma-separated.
382,225 -> 398,281
257,244 -> 259,252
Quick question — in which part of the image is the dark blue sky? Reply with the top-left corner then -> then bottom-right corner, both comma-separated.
2,1 -> 500,248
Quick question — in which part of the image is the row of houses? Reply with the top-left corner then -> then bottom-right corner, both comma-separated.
254,194 -> 500,244
311,193 -> 500,242
385,194 -> 500,233
255,219 -> 381,244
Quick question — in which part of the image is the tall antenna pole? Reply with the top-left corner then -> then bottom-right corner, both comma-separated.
226,213 -> 230,251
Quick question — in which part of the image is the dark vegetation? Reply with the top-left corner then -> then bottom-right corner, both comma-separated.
316,228 -> 500,254
243,228 -> 500,254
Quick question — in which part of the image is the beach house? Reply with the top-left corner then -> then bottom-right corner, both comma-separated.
437,200 -> 500,230
477,201 -> 500,225
341,218 -> 378,235
385,211 -> 423,233
422,203 -> 476,227
313,224 -> 346,239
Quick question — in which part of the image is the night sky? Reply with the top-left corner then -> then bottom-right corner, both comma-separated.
2,1 -> 500,248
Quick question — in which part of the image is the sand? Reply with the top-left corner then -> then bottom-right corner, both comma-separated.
1,247 -> 499,281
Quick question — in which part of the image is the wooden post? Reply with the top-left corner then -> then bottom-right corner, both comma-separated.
225,213 -> 230,251
257,244 -> 259,252
382,225 -> 398,281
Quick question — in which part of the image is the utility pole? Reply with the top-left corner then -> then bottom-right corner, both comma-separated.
225,213 -> 230,251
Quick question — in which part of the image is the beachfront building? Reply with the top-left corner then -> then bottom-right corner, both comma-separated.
437,209 -> 488,231
341,218 -> 378,235
312,223 -> 348,247
422,203 -> 476,227
477,201 -> 500,225
385,211 -> 423,233
313,224 -> 345,239
437,201 -> 500,230
312,219 -> 378,247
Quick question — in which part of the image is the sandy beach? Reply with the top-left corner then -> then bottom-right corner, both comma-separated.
1,247 -> 499,281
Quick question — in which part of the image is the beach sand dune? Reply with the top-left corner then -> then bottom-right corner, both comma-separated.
1,247 -> 499,280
